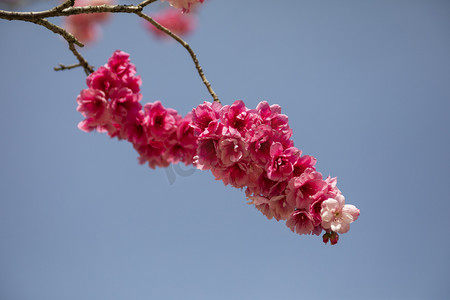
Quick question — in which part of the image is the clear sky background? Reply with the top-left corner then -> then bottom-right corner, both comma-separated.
1,0 -> 450,299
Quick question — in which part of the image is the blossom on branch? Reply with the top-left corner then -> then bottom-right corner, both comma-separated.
76,50 -> 360,244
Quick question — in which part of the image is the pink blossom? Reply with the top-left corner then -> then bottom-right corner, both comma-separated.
246,124 -> 274,165
134,140 -> 168,169
220,100 -> 253,134
86,66 -> 118,96
76,53 -> 360,243
286,209 -> 315,235
107,50 -> 137,80
164,114 -> 198,165
286,168 -> 327,209
216,127 -> 248,167
321,195 -> 360,234
266,142 -> 300,181
147,9 -> 196,38
64,0 -> 114,44
119,112 -> 147,145
191,101 -> 221,134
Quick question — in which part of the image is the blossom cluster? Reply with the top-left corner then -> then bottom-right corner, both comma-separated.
77,50 -> 198,168
77,50 -> 360,244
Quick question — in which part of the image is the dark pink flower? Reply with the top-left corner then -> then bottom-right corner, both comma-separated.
143,101 -> 179,141
76,88 -> 108,119
86,66 -> 118,96
109,87 -> 142,123
267,143 -> 300,181
216,127 -> 248,167
292,155 -> 317,176
107,50 -> 137,80
191,101 -> 221,135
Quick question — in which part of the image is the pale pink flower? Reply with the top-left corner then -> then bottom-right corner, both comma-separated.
76,88 -> 108,120
86,66 -> 118,96
134,140 -> 168,169
256,101 -> 293,146
194,120 -> 223,170
321,195 -> 360,234
119,112 -> 147,145
107,50 -> 137,80
220,100 -> 253,134
292,155 -> 317,176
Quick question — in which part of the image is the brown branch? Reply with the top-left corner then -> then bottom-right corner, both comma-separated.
54,63 -> 84,71
28,18 -> 93,74
135,11 -> 219,103
0,0 -> 219,102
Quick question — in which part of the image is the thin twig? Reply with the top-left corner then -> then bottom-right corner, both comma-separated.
54,63 -> 83,71
0,0 -> 219,102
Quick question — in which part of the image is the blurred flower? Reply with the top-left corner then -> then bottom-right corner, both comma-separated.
146,8 -> 196,38
321,194 -> 360,234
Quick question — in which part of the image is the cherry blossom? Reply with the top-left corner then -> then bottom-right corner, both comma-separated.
161,0 -> 204,13
64,0 -> 114,44
321,194 -> 360,234
76,50 -> 360,244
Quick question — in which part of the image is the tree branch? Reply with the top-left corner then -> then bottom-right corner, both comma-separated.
0,0 -> 219,102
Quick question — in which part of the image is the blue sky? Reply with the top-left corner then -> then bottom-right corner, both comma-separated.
1,0 -> 449,299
